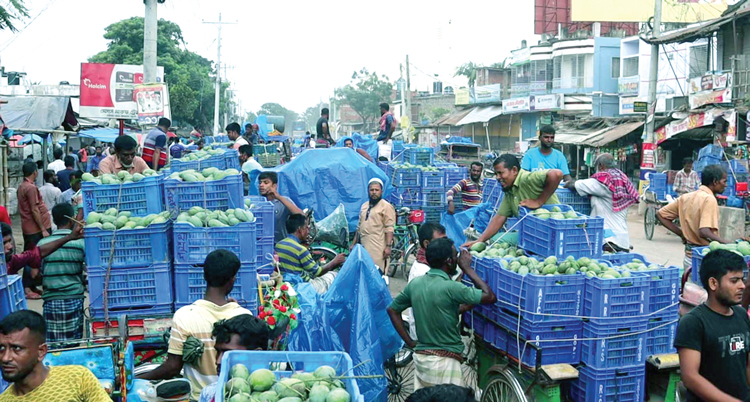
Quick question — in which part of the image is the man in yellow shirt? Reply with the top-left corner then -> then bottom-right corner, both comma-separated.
0,310 -> 110,401
139,249 -> 252,401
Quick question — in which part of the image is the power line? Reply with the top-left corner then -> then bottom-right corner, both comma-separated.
0,0 -> 59,52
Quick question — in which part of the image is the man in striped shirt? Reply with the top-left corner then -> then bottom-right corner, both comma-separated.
34,203 -> 86,342
446,162 -> 484,214
275,214 -> 345,294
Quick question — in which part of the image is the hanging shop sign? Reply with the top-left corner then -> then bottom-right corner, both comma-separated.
655,108 -> 736,143
618,76 -> 640,96
641,142 -> 655,169
134,83 -> 171,125
688,72 -> 731,94
689,87 -> 732,109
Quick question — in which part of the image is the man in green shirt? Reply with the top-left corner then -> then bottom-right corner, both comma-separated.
463,153 -> 563,248
387,237 -> 496,390
35,203 -> 86,342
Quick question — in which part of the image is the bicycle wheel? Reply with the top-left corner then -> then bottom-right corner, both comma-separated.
480,368 -> 528,402
385,352 -> 415,402
462,335 -> 481,399
644,206 -> 655,240
401,243 -> 418,280
311,246 -> 337,266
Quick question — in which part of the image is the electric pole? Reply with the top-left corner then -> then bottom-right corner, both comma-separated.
143,0 -> 158,83
203,14 -> 237,135
643,0 -> 662,167
405,55 -> 412,142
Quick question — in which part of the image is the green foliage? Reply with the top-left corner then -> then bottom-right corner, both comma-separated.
302,104 -> 328,133
490,58 -> 508,69
257,103 -> 298,130
0,0 -> 29,32
334,69 -> 393,132
430,107 -> 450,121
88,17 -> 233,131
246,111 -> 257,124
454,62 -> 478,88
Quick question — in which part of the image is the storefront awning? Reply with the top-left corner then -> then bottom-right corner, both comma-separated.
456,106 -> 504,126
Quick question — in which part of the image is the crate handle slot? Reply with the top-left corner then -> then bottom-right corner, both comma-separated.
554,280 -> 568,285
550,326 -> 566,331
575,223 -> 588,229
616,327 -> 632,333
618,281 -> 634,287
615,371 -> 630,377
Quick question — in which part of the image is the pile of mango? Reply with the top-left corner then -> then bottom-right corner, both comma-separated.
389,162 -> 440,172
172,148 -> 230,162
85,209 -> 170,230
166,167 -> 241,182
698,240 -> 750,257
175,206 -> 255,228
81,169 -> 159,185
529,206 -> 579,220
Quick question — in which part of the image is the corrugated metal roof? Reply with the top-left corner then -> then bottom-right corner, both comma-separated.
554,121 -> 643,146
434,108 -> 474,126
643,6 -> 750,45
456,106 -> 504,125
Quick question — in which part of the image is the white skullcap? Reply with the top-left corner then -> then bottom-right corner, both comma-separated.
368,177 -> 384,188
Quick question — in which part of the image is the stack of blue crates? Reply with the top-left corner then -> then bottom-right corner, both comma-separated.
482,178 -> 503,208
404,147 -> 434,166
385,162 -> 422,211
246,196 -> 275,275
555,187 -> 591,215
721,159 -> 748,197
647,172 -> 668,200
421,170 -> 446,223
694,144 -> 724,174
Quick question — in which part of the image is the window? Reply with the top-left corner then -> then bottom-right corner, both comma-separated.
553,56 -> 562,79
612,57 -> 621,78
689,45 -> 708,79
623,57 -> 639,77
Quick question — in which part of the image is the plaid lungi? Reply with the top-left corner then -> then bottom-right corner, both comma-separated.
413,353 -> 464,390
43,298 -> 84,343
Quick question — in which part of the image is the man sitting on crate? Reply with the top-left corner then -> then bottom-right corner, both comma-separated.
674,249 -> 750,402
0,310 -> 111,401
197,314 -> 289,402
462,154 -> 562,249
98,135 -> 150,175
32,203 -> 86,343
564,153 -> 638,252
276,214 -> 346,294
387,238 -> 496,390
446,162 -> 485,214
657,164 -> 734,272
138,250 -> 253,401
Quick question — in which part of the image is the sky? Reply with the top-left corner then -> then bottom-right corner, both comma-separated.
0,0 -> 538,115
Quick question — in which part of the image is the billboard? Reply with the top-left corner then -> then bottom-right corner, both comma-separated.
571,0 -> 727,23
534,0 -> 639,35
80,63 -> 165,119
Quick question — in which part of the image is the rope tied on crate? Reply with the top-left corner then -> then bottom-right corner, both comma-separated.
103,179 -> 125,336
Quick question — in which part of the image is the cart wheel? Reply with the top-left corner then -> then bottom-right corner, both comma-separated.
644,207 -> 656,240
462,335 -> 481,400
385,352 -> 415,402
480,368 -> 528,402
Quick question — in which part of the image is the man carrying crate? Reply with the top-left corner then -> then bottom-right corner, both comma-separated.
387,238 -> 496,390
462,154 -> 562,249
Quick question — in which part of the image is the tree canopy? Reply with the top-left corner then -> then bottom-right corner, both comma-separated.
257,103 -> 298,130
0,0 -> 28,32
89,17 -> 233,132
454,62 -> 478,88
335,69 -> 392,132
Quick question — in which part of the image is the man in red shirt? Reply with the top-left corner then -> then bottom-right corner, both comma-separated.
17,162 -> 52,298
1,221 -> 83,278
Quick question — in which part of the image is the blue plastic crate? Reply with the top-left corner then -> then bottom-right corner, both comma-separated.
82,175 -> 164,218
404,147 -> 434,166
519,205 -> 604,260
256,237 -> 274,271
555,188 -> 592,215
722,159 -> 748,174
583,271 -> 649,319
421,190 -> 446,208
174,263 -> 258,309
646,310 -> 678,355
422,206 -> 443,223
698,144 -> 724,160
245,196 -> 275,239
386,187 -> 421,208
87,264 -> 174,318
581,317 -> 647,369
0,275 -> 26,319
169,158 -> 201,172
387,166 -> 422,188
254,143 -> 277,154
691,246 -> 750,285
84,222 -> 172,270
483,178 -> 504,208
215,351 -> 364,402
483,321 -> 508,351
421,171 -> 446,188
601,252 -> 648,266
498,309 -> 583,366
203,136 -> 215,145
496,267 -> 586,323
601,253 -> 680,314
163,174 -> 244,215
463,311 -> 488,338
174,221 -> 257,265
571,365 -> 645,402
200,149 -> 242,171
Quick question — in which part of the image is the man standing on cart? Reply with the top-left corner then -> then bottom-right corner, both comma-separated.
462,154 -> 562,248
657,164 -> 733,272
387,238 -> 496,389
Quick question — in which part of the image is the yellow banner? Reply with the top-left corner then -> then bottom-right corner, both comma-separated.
571,0 -> 727,23
455,88 -> 471,106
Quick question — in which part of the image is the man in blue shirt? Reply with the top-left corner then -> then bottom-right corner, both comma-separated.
86,146 -> 105,175
521,125 -> 572,182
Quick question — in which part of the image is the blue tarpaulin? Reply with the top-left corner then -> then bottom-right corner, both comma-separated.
441,206 -> 478,246
78,128 -> 135,143
446,136 -> 472,144
16,134 -> 44,145
254,115 -> 271,142
287,245 -> 402,402
249,148 -> 391,232
334,132 -> 379,161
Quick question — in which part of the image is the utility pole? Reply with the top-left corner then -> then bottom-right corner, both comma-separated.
143,0 -> 158,83
405,55 -> 412,142
203,14 -> 237,135
643,0 -> 662,167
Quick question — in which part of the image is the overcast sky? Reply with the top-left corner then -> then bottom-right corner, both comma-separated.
0,0 -> 537,115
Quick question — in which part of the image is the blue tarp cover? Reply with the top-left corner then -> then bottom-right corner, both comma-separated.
335,132 -> 379,161
250,148 -> 391,232
78,128 -> 135,143
287,245 -> 402,402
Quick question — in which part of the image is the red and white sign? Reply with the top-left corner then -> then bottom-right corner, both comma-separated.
80,63 -> 164,119
641,142 -> 655,169
134,83 -> 171,125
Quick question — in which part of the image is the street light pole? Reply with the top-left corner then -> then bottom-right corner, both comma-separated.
203,14 -> 237,135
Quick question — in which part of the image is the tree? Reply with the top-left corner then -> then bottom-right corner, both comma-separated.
0,0 -> 28,32
454,62 -> 478,88
89,17 -> 229,132
245,111 -> 257,124
491,58 -> 508,69
335,69 -> 393,132
430,107 -> 450,122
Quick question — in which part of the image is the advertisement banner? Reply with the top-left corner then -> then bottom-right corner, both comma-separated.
474,84 -> 503,105
689,72 -> 731,94
571,0 -> 727,23
80,63 -> 165,119
641,142 -> 655,170
455,88 -> 472,106
134,84 -> 171,125
502,97 -> 530,113
531,94 -> 563,111
689,87 -> 732,109
618,76 -> 640,95
510,47 -> 530,65
655,108 -> 736,143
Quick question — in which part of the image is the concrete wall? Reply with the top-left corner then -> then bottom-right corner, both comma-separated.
594,37 -> 622,94
592,94 -> 620,117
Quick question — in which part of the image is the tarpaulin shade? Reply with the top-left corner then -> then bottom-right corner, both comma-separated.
78,128 -> 135,143
2,96 -> 73,131
335,132 -> 379,161
456,106 -> 504,125
16,134 -> 44,145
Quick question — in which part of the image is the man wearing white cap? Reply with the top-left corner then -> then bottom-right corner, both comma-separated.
352,178 -> 396,274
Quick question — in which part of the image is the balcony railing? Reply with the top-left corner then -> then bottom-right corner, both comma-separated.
552,76 -> 594,90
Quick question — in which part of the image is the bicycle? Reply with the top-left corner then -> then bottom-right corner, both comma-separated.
386,207 -> 422,279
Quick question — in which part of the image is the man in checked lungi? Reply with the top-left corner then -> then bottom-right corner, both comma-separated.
387,238 -> 496,390
34,203 -> 86,342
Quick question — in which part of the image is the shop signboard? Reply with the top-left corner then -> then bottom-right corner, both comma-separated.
689,72 -> 731,94
633,101 -> 647,113
689,87 -> 732,109
510,47 -> 530,66
503,97 -> 529,113
618,76 -> 640,95
474,84 -> 503,105
134,83 -> 171,125
531,94 -> 563,111
80,63 -> 164,119
455,88 -> 472,105
620,96 -> 666,115
641,142 -> 655,169
656,108 -> 736,143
